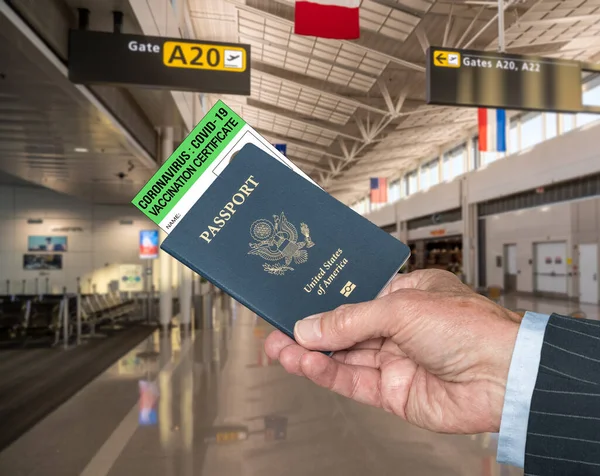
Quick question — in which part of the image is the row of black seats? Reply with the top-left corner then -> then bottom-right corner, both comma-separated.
0,292 -> 137,347
0,295 -> 60,339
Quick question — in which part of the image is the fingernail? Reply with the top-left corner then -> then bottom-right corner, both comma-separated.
295,315 -> 322,342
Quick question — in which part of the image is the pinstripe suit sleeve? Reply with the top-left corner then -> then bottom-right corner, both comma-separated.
525,313 -> 600,476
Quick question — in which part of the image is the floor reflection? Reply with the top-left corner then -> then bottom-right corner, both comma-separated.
0,291 -> 552,475
502,294 -> 599,321
107,294 -> 522,476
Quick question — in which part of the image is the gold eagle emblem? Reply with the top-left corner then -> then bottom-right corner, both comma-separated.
248,212 -> 314,275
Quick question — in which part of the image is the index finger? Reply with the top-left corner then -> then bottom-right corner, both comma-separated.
294,291 -> 419,351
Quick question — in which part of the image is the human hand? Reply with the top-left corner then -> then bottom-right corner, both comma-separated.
265,269 -> 519,434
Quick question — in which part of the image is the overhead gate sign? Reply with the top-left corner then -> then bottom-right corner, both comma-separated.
68,30 -> 250,95
426,46 -> 584,113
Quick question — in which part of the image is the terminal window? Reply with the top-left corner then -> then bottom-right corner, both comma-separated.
442,144 -> 465,182
520,112 -> 543,150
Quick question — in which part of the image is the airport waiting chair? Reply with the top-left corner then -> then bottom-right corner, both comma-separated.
103,294 -> 127,321
0,291 -> 141,347
106,292 -> 133,316
487,286 -> 502,303
0,298 -> 27,340
0,295 -> 75,346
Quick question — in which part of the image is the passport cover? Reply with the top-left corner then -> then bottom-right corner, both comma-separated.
161,144 -> 410,348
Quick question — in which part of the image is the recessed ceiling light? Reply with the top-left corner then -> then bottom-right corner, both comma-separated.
74,147 -> 88,153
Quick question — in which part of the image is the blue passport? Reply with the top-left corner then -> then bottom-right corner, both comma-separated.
161,144 -> 410,347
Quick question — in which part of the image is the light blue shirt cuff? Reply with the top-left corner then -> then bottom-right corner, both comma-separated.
497,311 -> 550,468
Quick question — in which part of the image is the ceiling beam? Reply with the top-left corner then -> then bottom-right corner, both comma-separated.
337,154 -> 422,176
377,79 -> 396,116
329,187 -> 363,196
240,32 -> 379,80
354,117 -> 369,142
379,119 -> 476,137
368,0 -> 426,19
286,154 -> 331,173
462,0 -> 516,49
244,99 -> 362,142
443,3 -> 454,47
320,114 -> 397,186
253,67 -> 389,115
338,139 -> 352,160
320,84 -> 422,186
226,0 -> 426,73
256,128 -> 345,160
456,5 -> 486,48
495,35 -> 600,51
516,13 -> 600,28
379,138 -> 465,150
415,25 -> 430,54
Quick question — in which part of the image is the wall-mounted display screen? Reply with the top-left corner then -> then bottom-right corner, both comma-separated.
139,230 -> 159,259
23,254 -> 63,270
28,236 -> 68,252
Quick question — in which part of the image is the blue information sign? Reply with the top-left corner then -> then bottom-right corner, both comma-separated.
140,230 -> 159,259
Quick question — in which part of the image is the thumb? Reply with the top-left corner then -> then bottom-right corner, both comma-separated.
294,295 -> 402,351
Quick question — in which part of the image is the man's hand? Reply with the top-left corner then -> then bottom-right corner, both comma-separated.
265,269 -> 520,434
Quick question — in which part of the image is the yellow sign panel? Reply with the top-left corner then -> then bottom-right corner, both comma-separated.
163,41 -> 247,72
567,257 -> 573,265
433,50 -> 461,68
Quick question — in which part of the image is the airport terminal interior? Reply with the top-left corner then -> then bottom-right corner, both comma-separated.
1,0 -> 600,474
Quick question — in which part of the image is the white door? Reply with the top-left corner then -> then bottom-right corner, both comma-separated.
579,244 -> 599,304
506,245 -> 517,275
535,242 -> 567,294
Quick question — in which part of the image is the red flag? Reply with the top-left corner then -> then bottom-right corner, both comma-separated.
295,0 -> 360,40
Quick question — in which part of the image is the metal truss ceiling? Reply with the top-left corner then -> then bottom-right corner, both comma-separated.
191,0 -> 600,204
4,0 -> 600,206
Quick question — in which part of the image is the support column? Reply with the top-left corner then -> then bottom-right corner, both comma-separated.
462,178 -> 472,286
399,221 -> 408,246
159,230 -> 173,329
172,258 -> 181,294
159,127 -> 174,330
180,265 -> 192,328
177,98 -> 199,330
462,178 -> 478,288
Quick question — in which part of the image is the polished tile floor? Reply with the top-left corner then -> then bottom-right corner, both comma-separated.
501,294 -> 599,321
1,293 -> 596,476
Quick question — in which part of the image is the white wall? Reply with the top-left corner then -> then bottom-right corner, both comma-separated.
0,185 -> 160,294
397,179 -> 461,221
364,179 -> 461,226
484,202 -> 573,295
366,203 -> 396,227
468,121 -> 600,204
